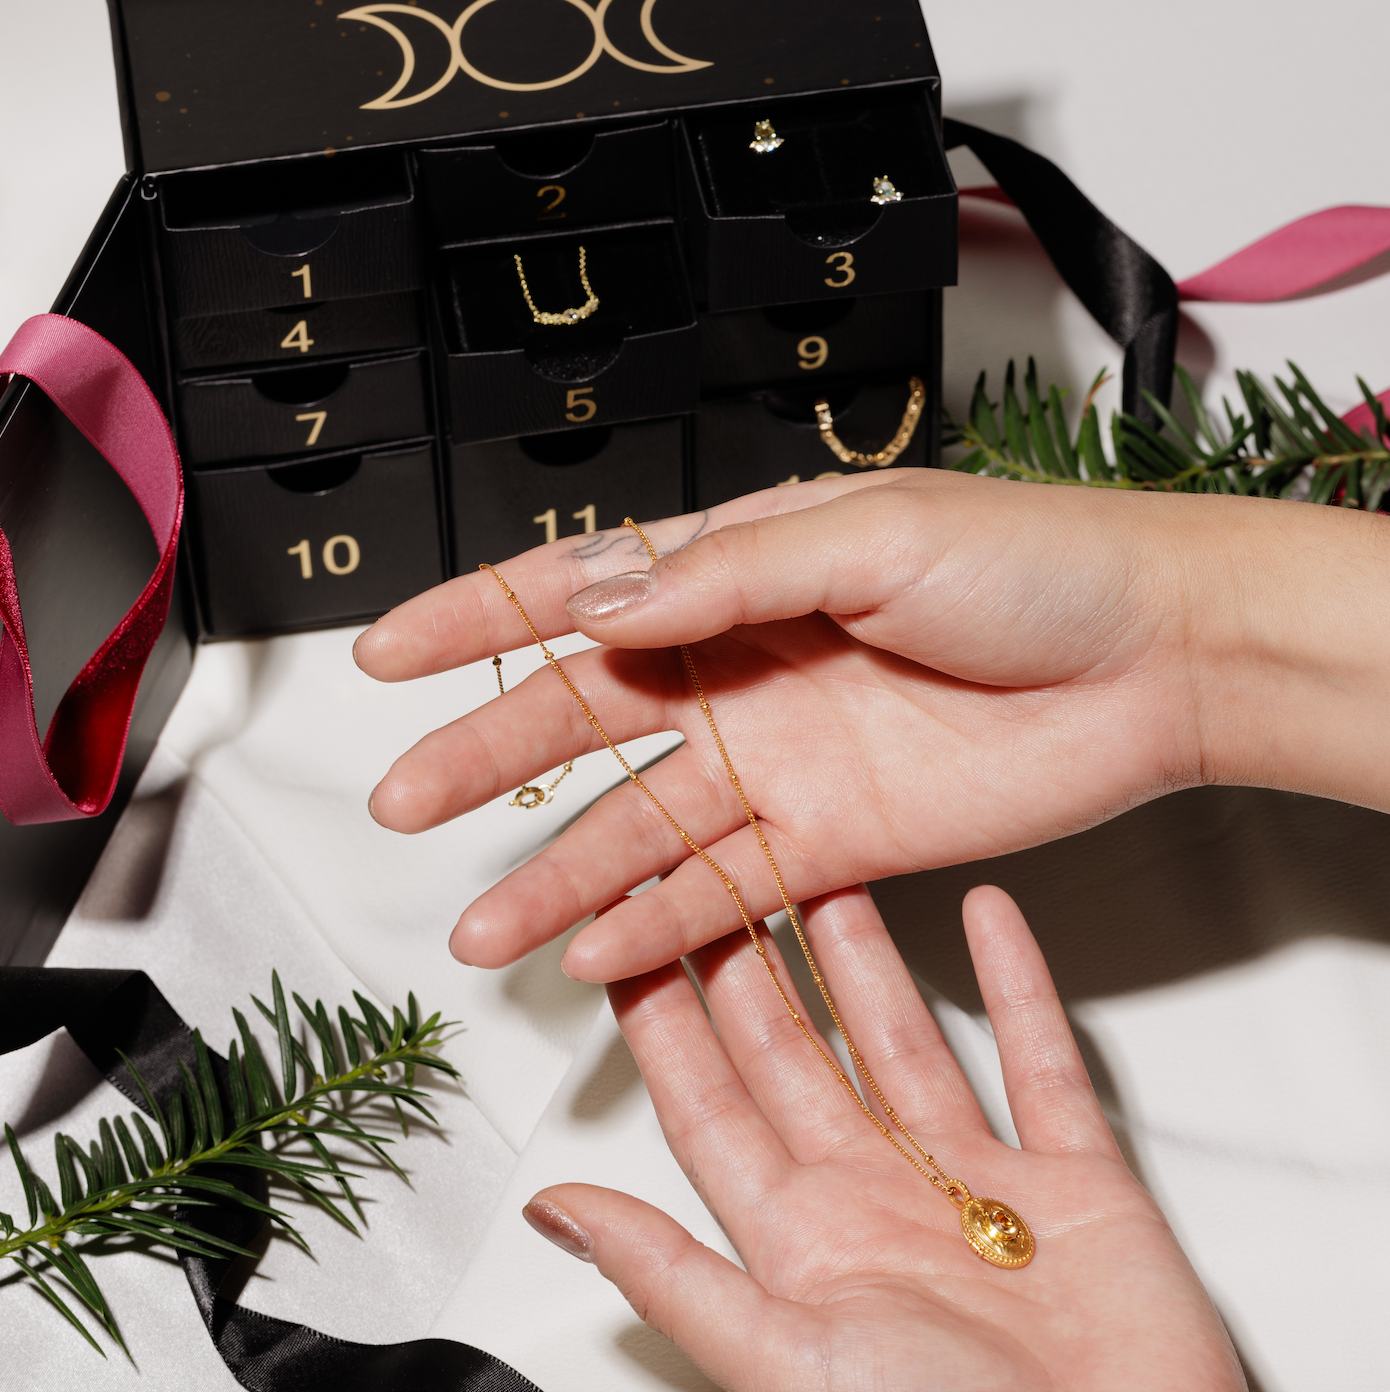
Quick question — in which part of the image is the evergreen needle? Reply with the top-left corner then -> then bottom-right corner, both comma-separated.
950,359 -> 1390,507
0,975 -> 456,1358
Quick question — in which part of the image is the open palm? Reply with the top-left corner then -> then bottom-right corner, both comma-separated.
525,886 -> 1245,1392
358,471 -> 1212,981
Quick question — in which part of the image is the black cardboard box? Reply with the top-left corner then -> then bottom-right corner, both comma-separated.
419,122 -> 675,242
187,442 -> 444,637
438,224 -> 698,443
693,377 -> 937,508
157,150 -> 423,319
700,291 -> 932,393
1,0 -> 956,955
177,351 -> 430,464
450,418 -> 686,570
680,89 -> 957,310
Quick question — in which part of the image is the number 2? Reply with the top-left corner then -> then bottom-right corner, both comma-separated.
824,252 -> 856,288
291,264 -> 313,299
537,185 -> 567,220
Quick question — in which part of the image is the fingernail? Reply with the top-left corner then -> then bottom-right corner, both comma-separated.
367,792 -> 378,824
523,1199 -> 594,1262
566,571 -> 654,623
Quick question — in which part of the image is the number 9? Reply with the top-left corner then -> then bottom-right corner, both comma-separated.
797,336 -> 829,371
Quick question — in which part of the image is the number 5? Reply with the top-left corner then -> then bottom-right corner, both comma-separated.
565,388 -> 596,423
824,252 -> 856,288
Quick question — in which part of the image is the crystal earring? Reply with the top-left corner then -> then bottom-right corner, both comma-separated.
870,175 -> 902,205
750,118 -> 784,153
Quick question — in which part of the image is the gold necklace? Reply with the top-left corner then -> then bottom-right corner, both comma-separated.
514,245 -> 600,326
492,656 -> 574,808
815,376 -> 925,468
481,521 -> 1034,1269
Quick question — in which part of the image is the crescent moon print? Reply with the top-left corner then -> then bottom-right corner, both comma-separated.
339,0 -> 711,109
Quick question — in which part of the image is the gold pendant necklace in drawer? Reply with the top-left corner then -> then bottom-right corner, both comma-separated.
514,245 -> 600,326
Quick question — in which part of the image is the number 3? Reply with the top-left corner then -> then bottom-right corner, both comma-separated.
824,252 -> 856,289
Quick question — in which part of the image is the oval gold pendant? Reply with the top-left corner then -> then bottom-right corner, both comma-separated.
960,1198 -> 1035,1268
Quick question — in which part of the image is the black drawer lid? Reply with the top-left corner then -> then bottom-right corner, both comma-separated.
115,0 -> 936,173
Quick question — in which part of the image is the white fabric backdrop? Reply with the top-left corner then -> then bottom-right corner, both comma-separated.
4,3 -> 1390,1390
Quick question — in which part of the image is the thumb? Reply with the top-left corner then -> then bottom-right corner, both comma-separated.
562,474 -> 941,648
523,1184 -> 805,1390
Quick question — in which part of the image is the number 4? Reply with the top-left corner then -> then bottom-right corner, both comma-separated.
280,320 -> 314,354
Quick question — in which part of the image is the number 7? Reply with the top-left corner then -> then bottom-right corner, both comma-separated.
295,411 -> 327,446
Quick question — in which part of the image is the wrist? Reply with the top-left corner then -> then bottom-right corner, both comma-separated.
1182,497 -> 1390,809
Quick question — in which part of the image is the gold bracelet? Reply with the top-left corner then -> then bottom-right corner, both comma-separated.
514,245 -> 600,326
815,376 -> 925,467
479,528 -> 1034,1270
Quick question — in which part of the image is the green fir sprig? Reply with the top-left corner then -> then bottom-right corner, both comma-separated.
1,972 -> 457,1357
951,359 -> 1390,510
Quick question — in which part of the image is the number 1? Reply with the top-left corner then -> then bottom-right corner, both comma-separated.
287,539 -> 312,579
533,508 -> 558,544
291,264 -> 313,298
572,504 -> 596,533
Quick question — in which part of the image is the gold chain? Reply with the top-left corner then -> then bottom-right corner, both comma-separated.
480,523 -> 971,1205
815,376 -> 925,467
492,655 -> 574,808
514,245 -> 600,326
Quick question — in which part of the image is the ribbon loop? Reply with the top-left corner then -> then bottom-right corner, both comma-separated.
0,313 -> 183,825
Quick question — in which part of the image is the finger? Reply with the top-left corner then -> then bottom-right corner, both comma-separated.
683,925 -> 875,1163
562,469 -> 968,648
369,644 -> 680,834
962,885 -> 1122,1158
559,815 -> 831,982
524,1184 -> 808,1391
354,474 -> 894,683
608,962 -> 792,1218
450,740 -> 743,968
794,887 -> 991,1140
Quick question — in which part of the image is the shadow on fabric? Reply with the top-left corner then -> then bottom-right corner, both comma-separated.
871,784 -> 1390,1012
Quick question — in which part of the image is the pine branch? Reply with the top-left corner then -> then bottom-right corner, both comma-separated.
950,358 -> 1390,509
1,972 -> 457,1357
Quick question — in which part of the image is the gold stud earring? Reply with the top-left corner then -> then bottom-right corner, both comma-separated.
870,175 -> 902,205
750,118 -> 784,153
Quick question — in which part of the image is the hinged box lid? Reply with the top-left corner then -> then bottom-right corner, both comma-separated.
111,0 -> 938,173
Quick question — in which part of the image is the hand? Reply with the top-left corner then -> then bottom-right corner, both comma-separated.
354,468 -> 1390,980
522,886 -> 1246,1392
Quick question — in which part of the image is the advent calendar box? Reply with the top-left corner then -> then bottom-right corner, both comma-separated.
0,0 -> 955,957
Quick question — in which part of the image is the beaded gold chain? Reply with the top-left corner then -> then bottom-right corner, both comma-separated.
513,245 -> 600,326
481,519 -> 1033,1268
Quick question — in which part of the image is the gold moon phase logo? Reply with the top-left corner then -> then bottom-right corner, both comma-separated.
340,0 -> 711,109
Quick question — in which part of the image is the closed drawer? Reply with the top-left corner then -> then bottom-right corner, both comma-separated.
692,378 -> 935,509
187,444 -> 444,638
440,224 -> 697,444
157,149 -> 423,319
681,89 -> 956,311
420,122 -> 674,242
171,292 -> 423,372
177,352 -> 429,465
449,418 -> 686,571
699,291 -> 934,392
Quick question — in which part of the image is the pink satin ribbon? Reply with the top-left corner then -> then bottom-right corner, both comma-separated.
0,314 -> 183,826
962,190 -> 1390,425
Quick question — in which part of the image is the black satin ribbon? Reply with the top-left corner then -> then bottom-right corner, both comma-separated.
943,118 -> 1179,428
0,966 -> 542,1392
